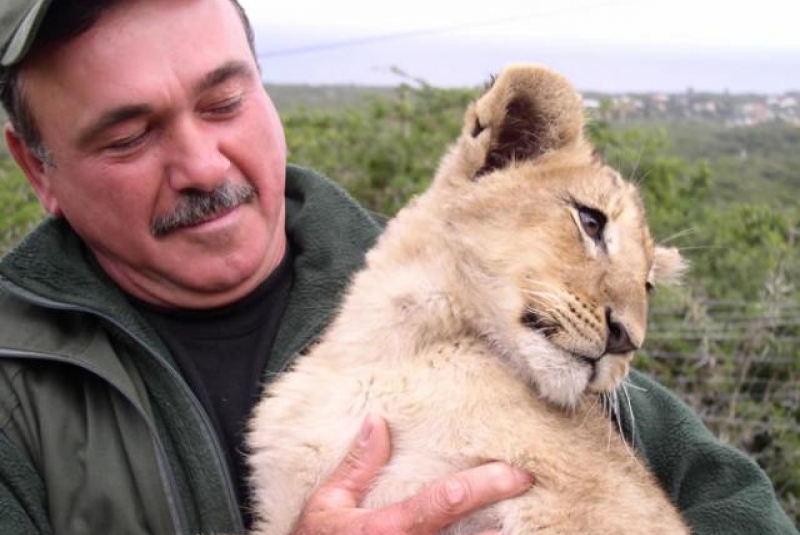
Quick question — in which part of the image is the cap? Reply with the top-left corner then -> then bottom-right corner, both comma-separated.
1,0 -> 54,67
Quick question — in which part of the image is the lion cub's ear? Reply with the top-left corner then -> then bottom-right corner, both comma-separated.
470,64 -> 586,178
652,246 -> 688,287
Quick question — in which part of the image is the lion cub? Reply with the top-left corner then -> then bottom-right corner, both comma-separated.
247,65 -> 690,534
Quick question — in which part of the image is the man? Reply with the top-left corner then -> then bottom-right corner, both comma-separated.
0,1 -> 794,534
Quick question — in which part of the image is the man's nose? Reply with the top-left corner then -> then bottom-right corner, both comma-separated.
166,118 -> 231,192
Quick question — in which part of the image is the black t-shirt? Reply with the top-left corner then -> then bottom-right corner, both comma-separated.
130,249 -> 293,527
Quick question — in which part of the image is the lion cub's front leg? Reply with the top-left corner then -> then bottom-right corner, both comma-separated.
500,501 -> 691,535
246,373 -> 369,535
494,464 -> 691,535
246,448 -> 320,535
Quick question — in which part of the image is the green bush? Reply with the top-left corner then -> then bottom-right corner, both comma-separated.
0,159 -> 44,256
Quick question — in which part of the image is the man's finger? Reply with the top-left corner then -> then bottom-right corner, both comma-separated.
370,461 -> 534,533
305,414 -> 392,511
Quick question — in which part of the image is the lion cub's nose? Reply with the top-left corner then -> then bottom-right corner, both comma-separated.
605,310 -> 637,354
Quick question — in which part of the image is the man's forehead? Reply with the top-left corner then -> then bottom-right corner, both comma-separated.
73,60 -> 255,150
22,2 -> 248,88
18,0 -> 256,144
5,0 -> 248,68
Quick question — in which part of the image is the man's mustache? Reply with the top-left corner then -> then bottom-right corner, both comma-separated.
151,181 -> 257,237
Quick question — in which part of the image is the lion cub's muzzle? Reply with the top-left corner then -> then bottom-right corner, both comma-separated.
522,308 -> 640,389
604,309 -> 638,355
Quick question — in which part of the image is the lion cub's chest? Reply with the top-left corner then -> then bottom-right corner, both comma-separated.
269,337 -> 622,489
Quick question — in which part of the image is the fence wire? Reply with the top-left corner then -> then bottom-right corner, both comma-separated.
642,300 -> 799,523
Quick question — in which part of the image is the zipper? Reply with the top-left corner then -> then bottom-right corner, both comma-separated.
0,280 -> 245,534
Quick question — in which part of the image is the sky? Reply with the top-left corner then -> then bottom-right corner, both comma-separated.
238,0 -> 800,93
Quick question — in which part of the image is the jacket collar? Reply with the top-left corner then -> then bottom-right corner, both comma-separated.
272,164 -> 381,371
0,164 -> 382,372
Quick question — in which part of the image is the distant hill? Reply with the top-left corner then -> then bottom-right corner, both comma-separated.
266,83 -> 394,113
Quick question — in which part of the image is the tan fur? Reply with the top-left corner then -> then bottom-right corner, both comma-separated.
246,65 -> 691,535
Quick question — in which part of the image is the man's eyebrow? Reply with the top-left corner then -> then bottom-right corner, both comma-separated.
75,61 -> 254,150
193,60 -> 254,95
77,104 -> 152,149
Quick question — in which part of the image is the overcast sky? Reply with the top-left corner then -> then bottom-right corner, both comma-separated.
238,0 -> 800,92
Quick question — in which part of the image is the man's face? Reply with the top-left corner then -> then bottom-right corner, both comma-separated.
12,0 -> 288,308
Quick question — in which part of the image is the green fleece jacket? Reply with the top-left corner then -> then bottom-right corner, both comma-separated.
0,166 -> 795,535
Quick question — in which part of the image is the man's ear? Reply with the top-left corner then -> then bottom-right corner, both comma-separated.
4,123 -> 62,216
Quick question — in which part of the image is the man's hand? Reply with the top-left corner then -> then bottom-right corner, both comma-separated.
290,414 -> 534,535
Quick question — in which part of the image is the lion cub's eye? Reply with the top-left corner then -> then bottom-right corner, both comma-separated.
578,206 -> 607,241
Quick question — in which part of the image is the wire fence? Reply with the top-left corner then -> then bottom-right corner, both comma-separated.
643,299 -> 799,522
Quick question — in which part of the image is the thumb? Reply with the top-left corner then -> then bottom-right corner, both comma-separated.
306,414 -> 392,511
